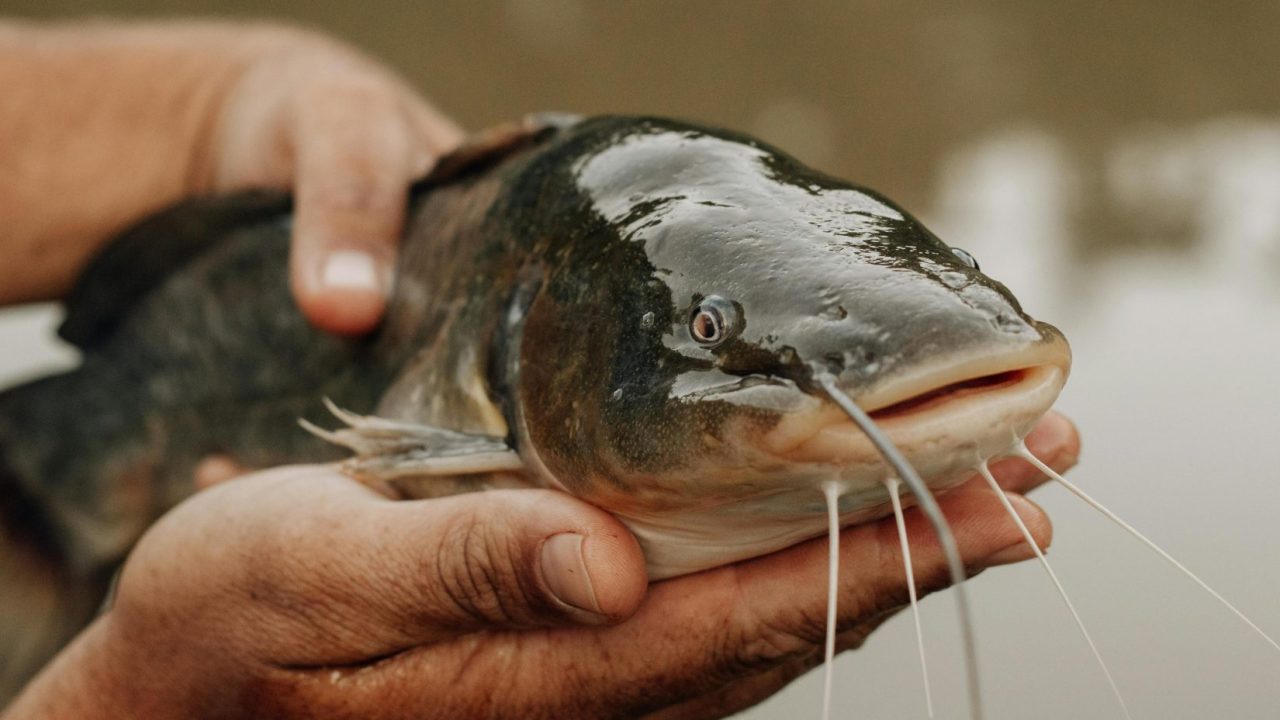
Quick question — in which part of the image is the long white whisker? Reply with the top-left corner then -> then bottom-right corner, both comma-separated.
821,480 -> 841,720
1017,443 -> 1280,654
817,374 -> 983,720
886,477 -> 935,718
977,463 -> 1133,720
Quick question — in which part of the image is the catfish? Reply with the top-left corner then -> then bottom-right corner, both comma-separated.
0,114 -> 1091,706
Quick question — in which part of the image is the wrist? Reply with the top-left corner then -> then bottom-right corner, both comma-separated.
3,608 -> 255,720
3,617 -> 140,719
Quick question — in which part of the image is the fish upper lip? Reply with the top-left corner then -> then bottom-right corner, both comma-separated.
759,334 -> 1072,462
844,333 -> 1071,416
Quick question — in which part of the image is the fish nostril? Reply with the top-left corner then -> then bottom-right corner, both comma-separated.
840,348 -> 881,376
822,304 -> 848,321
994,312 -> 1029,334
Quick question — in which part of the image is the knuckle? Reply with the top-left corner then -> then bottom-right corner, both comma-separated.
726,618 -> 815,677
299,178 -> 402,218
430,510 -> 537,626
302,67 -> 395,107
717,572 -> 817,678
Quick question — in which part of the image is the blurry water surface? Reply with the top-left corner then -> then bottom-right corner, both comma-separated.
2,2 -> 1279,717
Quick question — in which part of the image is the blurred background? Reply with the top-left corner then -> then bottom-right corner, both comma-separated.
3,2 -> 1279,717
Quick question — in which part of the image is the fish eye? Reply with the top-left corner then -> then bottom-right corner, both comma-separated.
950,247 -> 980,271
689,296 -> 739,346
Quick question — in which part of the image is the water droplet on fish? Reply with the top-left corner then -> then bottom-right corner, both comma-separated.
641,312 -> 655,328
940,271 -> 968,289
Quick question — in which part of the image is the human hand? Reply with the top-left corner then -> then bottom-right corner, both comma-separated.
209,30 -> 463,334
0,22 -> 462,334
4,414 -> 1075,720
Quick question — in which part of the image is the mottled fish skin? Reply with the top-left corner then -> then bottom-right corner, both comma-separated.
0,115 -> 1067,698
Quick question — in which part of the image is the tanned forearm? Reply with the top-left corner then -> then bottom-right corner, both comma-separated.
2,619 -> 123,719
0,20 -> 304,305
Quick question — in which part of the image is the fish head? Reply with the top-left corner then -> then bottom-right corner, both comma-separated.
514,117 -> 1070,575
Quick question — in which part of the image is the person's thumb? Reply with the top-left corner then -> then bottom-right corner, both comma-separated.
386,487 -> 652,632
233,471 -> 650,663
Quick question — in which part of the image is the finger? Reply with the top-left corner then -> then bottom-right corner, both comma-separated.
642,611 -> 899,720
642,610 -> 899,720
739,487 -> 1051,671
233,468 -> 648,665
288,74 -> 426,335
192,454 -> 253,490
986,410 -> 1080,495
642,652 -> 817,720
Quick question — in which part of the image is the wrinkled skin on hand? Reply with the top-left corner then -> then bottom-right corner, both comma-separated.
7,415 -> 1076,719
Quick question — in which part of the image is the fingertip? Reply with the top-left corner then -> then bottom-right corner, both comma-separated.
912,487 -> 1051,572
1008,493 -> 1053,549
988,411 -> 1081,494
1026,411 -> 1081,470
580,524 -> 649,621
298,286 -> 388,335
293,247 -> 393,335
193,454 -> 252,490
964,492 -> 1053,568
538,518 -> 648,625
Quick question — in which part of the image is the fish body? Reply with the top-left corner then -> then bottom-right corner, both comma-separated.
0,115 -> 1068,697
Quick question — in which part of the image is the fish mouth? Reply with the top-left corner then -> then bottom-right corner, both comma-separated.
866,369 -> 1028,420
762,336 -> 1071,469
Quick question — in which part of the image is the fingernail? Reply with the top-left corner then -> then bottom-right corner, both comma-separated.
540,533 -> 601,614
984,542 -> 1038,566
318,250 -> 387,295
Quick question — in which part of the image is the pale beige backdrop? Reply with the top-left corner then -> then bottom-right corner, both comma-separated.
3,2 -> 1280,718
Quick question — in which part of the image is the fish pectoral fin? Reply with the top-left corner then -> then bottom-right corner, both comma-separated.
300,398 -> 524,480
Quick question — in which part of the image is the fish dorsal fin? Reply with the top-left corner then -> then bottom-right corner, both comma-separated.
300,399 -> 524,481
59,191 -> 292,349
414,112 -> 581,189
